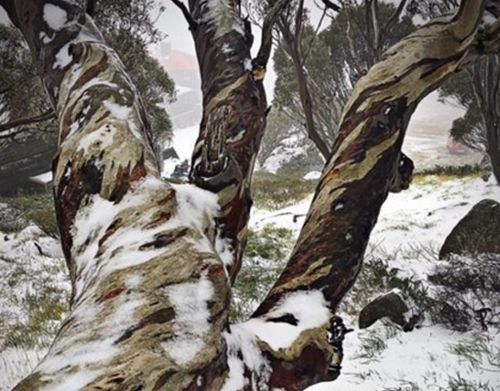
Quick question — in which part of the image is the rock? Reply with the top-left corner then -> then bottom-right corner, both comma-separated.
171,159 -> 190,180
359,290 -> 420,331
162,147 -> 179,160
440,199 -> 500,259
0,203 -> 29,233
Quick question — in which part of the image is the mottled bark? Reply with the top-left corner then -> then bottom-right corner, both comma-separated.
5,1 -> 230,389
185,0 -> 285,283
250,2 -> 500,388
6,0 -> 500,390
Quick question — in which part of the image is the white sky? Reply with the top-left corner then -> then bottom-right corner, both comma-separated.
155,0 -> 327,97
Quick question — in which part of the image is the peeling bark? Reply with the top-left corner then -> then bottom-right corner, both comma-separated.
5,0 -> 500,390
250,1 -> 500,388
5,1 -> 230,389
185,0 -> 284,283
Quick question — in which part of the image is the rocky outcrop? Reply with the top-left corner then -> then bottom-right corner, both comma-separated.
440,199 -> 500,259
359,290 -> 420,331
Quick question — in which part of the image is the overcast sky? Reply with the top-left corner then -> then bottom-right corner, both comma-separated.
155,0 -> 328,96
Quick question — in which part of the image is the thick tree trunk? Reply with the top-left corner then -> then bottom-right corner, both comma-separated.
186,0 -> 276,283
5,0 -> 500,390
6,2 -> 230,390
248,1 -> 500,388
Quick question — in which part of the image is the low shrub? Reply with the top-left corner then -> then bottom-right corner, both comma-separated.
252,171 -> 317,210
0,192 -> 58,236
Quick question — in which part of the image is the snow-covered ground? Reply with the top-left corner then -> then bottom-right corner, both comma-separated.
162,125 -> 199,177
251,175 -> 500,391
1,175 -> 499,390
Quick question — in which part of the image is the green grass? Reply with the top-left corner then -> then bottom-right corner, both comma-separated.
355,331 -> 387,361
413,164 -> 488,185
1,259 -> 69,350
231,224 -> 294,321
0,192 -> 58,236
440,374 -> 495,391
251,171 -> 317,210
339,248 -> 430,319
415,164 -> 486,178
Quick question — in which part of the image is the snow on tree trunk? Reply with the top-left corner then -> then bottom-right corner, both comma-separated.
3,0 -> 500,390
6,1 -> 230,389
247,1 -> 500,388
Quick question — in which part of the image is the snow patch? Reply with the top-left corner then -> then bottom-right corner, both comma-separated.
304,171 -> 321,180
240,290 -> 330,351
162,273 -> 214,365
215,233 -> 234,272
171,183 -> 219,233
43,4 -> 68,31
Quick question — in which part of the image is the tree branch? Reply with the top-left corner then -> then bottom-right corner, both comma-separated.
0,109 -> 55,133
187,0 -> 269,283
301,7 -> 328,66
254,0 -> 288,67
170,0 -> 198,31
321,0 -> 342,12
245,3 -> 496,388
380,0 -> 408,44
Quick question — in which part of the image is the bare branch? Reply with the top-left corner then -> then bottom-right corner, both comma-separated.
380,0 -> 408,43
254,0 -> 288,67
301,7 -> 328,65
0,109 -> 55,133
85,0 -> 96,16
170,0 -> 198,30
321,0 -> 342,12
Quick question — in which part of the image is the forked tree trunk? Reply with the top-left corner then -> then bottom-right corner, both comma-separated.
3,0 -> 500,390
185,0 -> 278,283
5,1 -> 231,389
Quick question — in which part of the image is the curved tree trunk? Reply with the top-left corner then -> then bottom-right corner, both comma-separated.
6,2 -> 230,390
4,0 -> 500,390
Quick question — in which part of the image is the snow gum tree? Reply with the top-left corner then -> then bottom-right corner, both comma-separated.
1,0 -> 499,390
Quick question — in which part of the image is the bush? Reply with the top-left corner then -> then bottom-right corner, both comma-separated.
231,225 -> 294,321
0,192 -> 58,236
428,254 -> 500,331
277,152 -> 324,177
415,164 -> 486,179
252,171 -> 317,210
339,252 -> 430,319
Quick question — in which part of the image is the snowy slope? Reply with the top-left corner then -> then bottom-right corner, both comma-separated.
251,175 -> 500,391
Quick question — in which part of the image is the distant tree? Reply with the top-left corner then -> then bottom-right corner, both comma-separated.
0,24 -> 54,146
413,0 -> 500,184
440,56 -> 500,183
273,0 -> 416,160
0,0 -> 175,151
256,109 -> 295,167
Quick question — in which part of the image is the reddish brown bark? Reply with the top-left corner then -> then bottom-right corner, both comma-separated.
184,0 -> 285,282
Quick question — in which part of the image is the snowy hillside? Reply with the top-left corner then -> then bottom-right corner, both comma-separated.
0,175 -> 499,390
